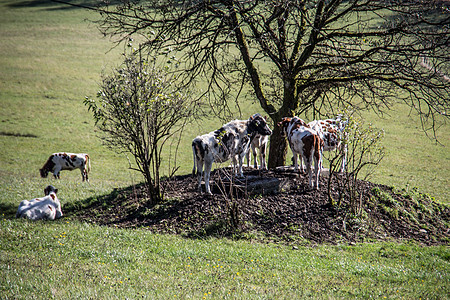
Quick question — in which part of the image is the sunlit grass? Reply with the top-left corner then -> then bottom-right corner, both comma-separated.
1,220 -> 448,299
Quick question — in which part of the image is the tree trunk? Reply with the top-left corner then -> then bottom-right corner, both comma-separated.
268,124 -> 289,169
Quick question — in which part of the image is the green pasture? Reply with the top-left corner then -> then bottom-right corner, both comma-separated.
0,0 -> 448,204
1,220 -> 448,299
0,1 -> 448,298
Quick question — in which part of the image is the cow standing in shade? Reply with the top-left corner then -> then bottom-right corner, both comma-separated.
279,117 -> 323,190
307,115 -> 348,173
192,114 -> 272,195
246,134 -> 269,170
40,152 -> 91,182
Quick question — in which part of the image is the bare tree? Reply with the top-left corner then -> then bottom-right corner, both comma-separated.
84,51 -> 196,203
80,0 -> 448,167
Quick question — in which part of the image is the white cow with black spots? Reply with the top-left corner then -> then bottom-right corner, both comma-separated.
192,114 -> 272,194
40,152 -> 91,182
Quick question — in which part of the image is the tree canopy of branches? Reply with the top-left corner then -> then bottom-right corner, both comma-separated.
84,51 -> 196,202
91,0 -> 449,168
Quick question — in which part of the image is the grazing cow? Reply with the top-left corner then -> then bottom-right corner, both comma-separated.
192,114 -> 272,194
307,115 -> 348,172
16,186 -> 62,220
279,117 -> 323,190
40,152 -> 91,182
246,134 -> 269,170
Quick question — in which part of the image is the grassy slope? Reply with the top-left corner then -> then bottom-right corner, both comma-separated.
0,1 -> 133,205
0,1 -> 448,298
0,1 -> 447,203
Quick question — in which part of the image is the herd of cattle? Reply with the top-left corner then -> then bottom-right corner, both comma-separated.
193,113 -> 347,195
16,113 -> 347,220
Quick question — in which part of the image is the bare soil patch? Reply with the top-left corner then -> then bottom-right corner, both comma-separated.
66,168 -> 449,245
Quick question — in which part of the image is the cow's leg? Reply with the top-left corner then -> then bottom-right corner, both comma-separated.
300,155 -> 306,173
53,166 -> 61,179
196,158 -> 204,193
80,166 -> 86,182
237,153 -> 246,178
204,159 -> 213,195
246,148 -> 251,168
82,166 -> 89,182
260,144 -> 267,170
313,153 -> 320,190
306,157 -> 314,189
231,155 -> 239,176
293,153 -> 299,172
252,146 -> 258,169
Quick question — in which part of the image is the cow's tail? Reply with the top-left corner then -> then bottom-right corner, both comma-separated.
85,154 -> 91,173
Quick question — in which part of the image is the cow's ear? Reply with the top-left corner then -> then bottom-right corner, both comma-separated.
54,189 -> 58,194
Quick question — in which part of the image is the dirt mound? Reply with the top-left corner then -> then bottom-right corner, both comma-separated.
66,168 -> 449,245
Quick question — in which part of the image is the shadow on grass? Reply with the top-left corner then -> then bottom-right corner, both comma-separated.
64,175 -> 235,239
63,171 -> 450,245
7,0 -> 121,10
0,202 -> 19,219
0,131 -> 38,138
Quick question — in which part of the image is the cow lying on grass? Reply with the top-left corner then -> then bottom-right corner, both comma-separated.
40,152 -> 91,182
192,114 -> 272,195
16,185 -> 62,220
279,117 -> 323,190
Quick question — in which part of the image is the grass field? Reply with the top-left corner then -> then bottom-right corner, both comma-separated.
0,1 -> 448,298
1,219 -> 448,299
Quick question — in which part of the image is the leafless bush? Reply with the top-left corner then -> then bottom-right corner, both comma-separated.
84,51 -> 197,203
327,115 -> 385,214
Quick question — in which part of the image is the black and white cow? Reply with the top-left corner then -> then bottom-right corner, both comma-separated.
246,134 -> 269,170
192,114 -> 272,194
279,117 -> 323,190
16,185 -> 62,220
40,152 -> 91,182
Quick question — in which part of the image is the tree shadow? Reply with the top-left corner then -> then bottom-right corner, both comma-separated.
6,0 -> 120,11
0,131 -> 38,138
63,174 -> 235,238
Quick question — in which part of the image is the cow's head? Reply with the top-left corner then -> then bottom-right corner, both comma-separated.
248,114 -> 272,136
39,168 -> 49,178
44,185 -> 58,196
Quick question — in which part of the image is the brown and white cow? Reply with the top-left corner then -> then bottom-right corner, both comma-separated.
40,152 -> 91,182
192,114 -> 272,194
246,134 -> 269,170
16,185 -> 62,220
307,115 -> 348,172
279,117 -> 323,190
